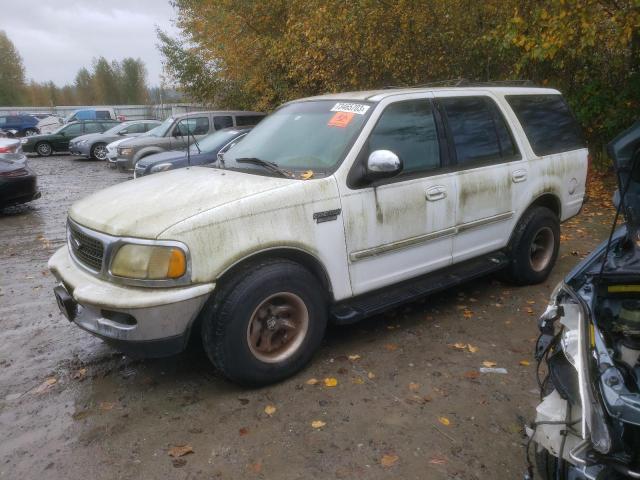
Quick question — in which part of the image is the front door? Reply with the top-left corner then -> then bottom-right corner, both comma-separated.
339,97 -> 456,295
55,123 -> 83,151
171,116 -> 211,149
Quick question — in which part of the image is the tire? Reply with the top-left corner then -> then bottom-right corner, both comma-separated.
24,128 -> 38,137
201,259 -> 328,386
505,206 -> 560,285
91,143 -> 108,160
35,142 -> 52,157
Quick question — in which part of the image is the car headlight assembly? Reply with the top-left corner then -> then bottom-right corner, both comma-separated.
118,147 -> 133,156
150,163 -> 173,173
110,244 -> 188,281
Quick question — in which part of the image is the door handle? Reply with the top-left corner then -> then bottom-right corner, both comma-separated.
426,185 -> 447,201
512,169 -> 528,183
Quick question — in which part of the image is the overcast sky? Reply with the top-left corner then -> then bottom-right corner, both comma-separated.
3,0 -> 179,87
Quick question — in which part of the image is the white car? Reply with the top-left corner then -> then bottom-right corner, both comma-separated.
49,85 -> 588,385
105,137 -> 130,167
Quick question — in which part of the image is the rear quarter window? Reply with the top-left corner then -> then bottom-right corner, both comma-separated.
506,94 -> 585,156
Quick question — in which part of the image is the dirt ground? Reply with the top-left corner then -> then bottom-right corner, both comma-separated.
0,155 -> 615,480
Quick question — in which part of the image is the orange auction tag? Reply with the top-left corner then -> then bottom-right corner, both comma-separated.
328,111 -> 355,128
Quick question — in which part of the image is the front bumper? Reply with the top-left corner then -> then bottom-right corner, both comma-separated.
69,143 -> 91,156
48,247 -> 215,356
116,156 -> 135,171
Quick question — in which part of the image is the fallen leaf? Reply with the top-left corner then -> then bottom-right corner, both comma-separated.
482,361 -> 497,368
380,454 -> 399,467
519,360 -> 531,366
168,444 -> 193,458
450,342 -> 467,350
264,405 -> 277,416
348,354 -> 361,361
352,376 -> 364,384
239,427 -> 249,436
367,371 -> 376,380
300,170 -> 314,180
384,343 -> 398,351
306,378 -> 319,385
99,401 -> 114,411
311,420 -> 326,429
464,370 -> 480,379
249,462 -> 262,474
323,377 -> 338,387
438,416 -> 451,426
73,368 -> 87,380
429,456 -> 448,465
33,377 -> 57,394
467,344 -> 479,353
463,309 -> 473,319
408,382 -> 420,391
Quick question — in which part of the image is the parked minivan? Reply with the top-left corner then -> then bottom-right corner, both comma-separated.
114,110 -> 265,171
50,86 -> 587,386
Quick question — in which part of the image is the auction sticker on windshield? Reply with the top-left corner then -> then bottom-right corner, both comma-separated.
330,103 -> 370,115
328,111 -> 355,128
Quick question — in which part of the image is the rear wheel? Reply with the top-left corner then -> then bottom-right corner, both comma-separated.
91,143 -> 108,160
201,259 -> 327,386
24,128 -> 37,137
505,206 -> 560,285
35,142 -> 52,157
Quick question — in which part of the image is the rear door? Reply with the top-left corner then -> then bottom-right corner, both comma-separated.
434,93 -> 523,263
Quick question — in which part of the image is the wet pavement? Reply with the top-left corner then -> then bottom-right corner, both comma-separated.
0,156 -> 614,479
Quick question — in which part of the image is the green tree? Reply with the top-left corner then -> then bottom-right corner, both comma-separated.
0,30 -> 26,106
119,57 -> 148,104
92,57 -> 120,104
75,67 -> 94,104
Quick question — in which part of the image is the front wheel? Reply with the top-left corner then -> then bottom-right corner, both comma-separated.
91,143 -> 108,160
24,128 -> 38,137
505,206 -> 560,285
201,259 -> 327,386
35,142 -> 52,157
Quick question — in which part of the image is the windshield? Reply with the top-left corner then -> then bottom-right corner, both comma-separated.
190,129 -> 243,154
145,117 -> 174,137
223,100 -> 372,176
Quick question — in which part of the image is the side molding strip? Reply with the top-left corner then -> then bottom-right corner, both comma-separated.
349,211 -> 514,262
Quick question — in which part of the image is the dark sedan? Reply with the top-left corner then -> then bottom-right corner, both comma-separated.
134,127 -> 251,178
0,139 -> 40,209
21,120 -> 120,156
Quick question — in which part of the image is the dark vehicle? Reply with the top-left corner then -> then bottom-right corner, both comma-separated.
0,114 -> 39,137
69,120 -> 161,160
0,138 -> 40,208
527,121 -> 640,479
134,127 -> 251,178
21,120 -> 120,157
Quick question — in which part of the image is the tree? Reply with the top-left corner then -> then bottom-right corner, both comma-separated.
119,57 -> 148,104
0,30 -> 26,106
92,57 -> 120,104
74,67 -> 94,105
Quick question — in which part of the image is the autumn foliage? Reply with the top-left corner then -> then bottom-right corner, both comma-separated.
160,0 -> 639,157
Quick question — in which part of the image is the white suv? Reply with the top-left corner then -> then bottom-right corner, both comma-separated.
49,86 -> 588,385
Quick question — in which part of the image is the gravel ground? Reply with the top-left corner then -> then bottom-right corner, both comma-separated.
0,155 -> 614,479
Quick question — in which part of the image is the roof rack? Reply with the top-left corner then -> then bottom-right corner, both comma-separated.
382,79 -> 538,89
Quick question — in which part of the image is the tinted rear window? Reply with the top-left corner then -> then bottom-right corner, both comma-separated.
506,95 -> 585,156
236,115 -> 265,126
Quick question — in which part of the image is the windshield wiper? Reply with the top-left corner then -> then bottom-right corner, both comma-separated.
235,157 -> 293,178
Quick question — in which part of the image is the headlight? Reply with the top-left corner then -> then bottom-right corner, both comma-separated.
20,138 -> 29,144
118,147 -> 133,156
78,140 -> 88,145
110,244 -> 187,280
150,163 -> 173,173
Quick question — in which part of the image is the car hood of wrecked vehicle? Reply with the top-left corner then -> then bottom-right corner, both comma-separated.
68,167 -> 294,239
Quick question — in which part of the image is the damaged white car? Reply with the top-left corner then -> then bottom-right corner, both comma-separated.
49,85 -> 587,385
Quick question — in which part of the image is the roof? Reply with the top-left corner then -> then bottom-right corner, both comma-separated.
174,110 -> 264,118
299,86 -> 561,103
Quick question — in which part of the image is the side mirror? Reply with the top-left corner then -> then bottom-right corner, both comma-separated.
366,150 -> 402,181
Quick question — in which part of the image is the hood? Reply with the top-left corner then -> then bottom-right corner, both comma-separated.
137,150 -> 184,167
609,120 -> 640,231
70,133 -> 112,144
69,167 -> 294,238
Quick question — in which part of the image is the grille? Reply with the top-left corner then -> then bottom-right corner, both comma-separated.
68,222 -> 104,271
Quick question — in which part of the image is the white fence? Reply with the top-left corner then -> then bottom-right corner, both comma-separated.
0,104 -> 210,121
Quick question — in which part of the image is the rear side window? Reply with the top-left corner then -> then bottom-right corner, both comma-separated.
214,116 -> 233,130
123,123 -> 146,134
95,111 -> 111,120
177,117 -> 210,135
439,96 -> 519,166
368,100 -> 440,174
235,115 -> 264,126
85,123 -> 103,133
506,95 -> 585,156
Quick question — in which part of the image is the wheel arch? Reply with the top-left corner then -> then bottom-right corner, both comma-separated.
216,247 -> 334,301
